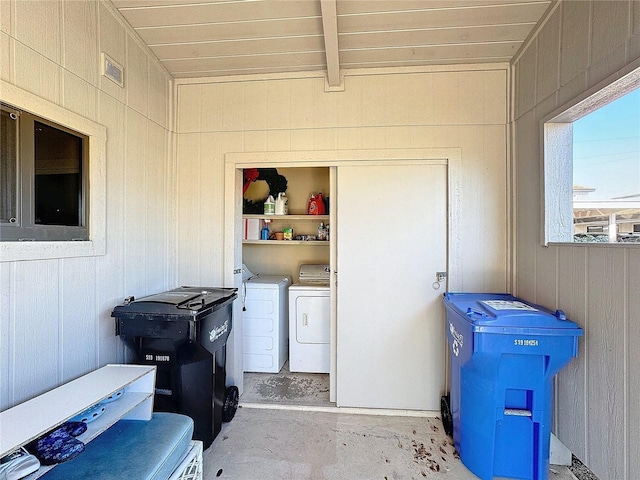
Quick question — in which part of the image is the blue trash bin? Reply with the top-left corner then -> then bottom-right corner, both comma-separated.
442,293 -> 583,480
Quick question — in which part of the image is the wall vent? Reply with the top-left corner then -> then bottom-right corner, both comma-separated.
101,53 -> 124,87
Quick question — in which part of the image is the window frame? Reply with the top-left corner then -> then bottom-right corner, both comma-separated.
1,108 -> 90,241
0,83 -> 106,261
541,63 -> 640,247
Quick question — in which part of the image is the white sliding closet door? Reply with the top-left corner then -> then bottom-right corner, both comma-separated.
336,163 -> 447,410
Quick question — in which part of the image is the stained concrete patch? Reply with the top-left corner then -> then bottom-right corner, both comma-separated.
256,375 -> 329,401
242,362 -> 330,406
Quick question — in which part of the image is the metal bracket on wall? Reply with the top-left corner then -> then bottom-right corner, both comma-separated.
433,271 -> 447,290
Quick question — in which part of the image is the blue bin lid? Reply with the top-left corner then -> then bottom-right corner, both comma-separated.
443,293 -> 583,336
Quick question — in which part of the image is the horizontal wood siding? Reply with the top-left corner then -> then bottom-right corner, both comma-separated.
512,1 -> 640,478
112,0 -> 551,78
0,0 -> 174,410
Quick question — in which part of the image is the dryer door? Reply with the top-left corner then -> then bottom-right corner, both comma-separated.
294,294 -> 330,344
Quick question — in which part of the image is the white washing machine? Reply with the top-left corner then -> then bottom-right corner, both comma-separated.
289,264 -> 330,373
242,275 -> 291,373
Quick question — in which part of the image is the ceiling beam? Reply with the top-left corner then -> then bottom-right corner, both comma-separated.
320,0 -> 340,87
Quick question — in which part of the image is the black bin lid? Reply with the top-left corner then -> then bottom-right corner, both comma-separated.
112,286 -> 238,317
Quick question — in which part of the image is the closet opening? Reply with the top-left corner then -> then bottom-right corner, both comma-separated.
239,166 -> 333,409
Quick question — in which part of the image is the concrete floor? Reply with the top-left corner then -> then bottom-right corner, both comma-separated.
202,406 -> 578,480
201,367 -> 580,480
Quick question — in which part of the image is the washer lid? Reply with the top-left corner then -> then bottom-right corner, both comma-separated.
246,275 -> 291,286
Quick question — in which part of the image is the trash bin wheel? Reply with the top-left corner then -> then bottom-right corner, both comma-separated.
441,394 -> 453,437
222,386 -> 239,422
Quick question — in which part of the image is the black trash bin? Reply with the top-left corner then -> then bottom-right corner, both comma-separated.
112,286 -> 238,449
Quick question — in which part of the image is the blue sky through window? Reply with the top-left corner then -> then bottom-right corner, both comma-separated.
573,88 -> 640,200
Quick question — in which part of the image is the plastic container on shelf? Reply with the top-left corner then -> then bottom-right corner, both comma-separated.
307,193 -> 325,215
317,222 -> 327,241
264,195 -> 275,215
275,192 -> 288,215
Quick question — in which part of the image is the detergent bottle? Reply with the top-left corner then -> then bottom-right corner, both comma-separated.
307,193 -> 326,215
264,195 -> 275,215
275,192 -> 288,215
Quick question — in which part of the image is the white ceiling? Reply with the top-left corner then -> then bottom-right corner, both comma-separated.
111,0 -> 553,85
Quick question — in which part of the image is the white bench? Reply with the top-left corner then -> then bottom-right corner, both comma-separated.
0,365 -> 202,480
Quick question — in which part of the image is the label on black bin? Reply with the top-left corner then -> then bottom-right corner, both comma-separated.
144,353 -> 171,362
209,319 -> 229,343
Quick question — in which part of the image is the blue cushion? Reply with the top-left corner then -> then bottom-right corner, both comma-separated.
40,413 -> 193,480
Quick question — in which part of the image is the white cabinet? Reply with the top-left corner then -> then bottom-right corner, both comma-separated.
0,364 -> 155,479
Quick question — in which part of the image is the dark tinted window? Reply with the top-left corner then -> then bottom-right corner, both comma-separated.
34,121 -> 83,226
0,105 -> 88,241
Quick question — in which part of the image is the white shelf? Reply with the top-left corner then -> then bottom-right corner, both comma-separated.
243,214 -> 329,221
0,364 -> 156,478
242,240 -> 329,245
78,391 -> 154,443
243,214 -> 330,244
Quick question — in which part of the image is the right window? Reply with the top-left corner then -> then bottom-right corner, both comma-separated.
543,72 -> 640,245
572,89 -> 640,243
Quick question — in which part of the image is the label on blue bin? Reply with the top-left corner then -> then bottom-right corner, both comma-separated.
481,300 -> 538,311
449,322 -> 464,357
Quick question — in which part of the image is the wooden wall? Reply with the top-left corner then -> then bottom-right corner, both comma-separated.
512,1 -> 640,478
175,66 -> 511,294
175,66 -> 511,393
0,1 -> 634,475
0,0 -> 174,409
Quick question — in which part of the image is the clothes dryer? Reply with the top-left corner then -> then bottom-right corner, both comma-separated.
289,265 -> 330,373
